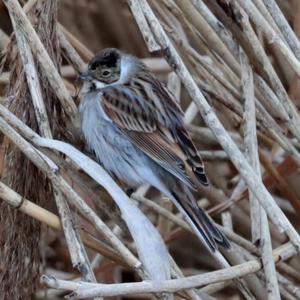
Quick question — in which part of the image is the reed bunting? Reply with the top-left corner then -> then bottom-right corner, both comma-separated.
79,48 -> 230,252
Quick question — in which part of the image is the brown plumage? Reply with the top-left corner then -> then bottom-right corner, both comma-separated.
101,73 -> 208,188
79,48 -> 230,252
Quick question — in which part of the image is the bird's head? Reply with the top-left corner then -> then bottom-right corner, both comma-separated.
78,48 -> 148,96
79,48 -> 122,92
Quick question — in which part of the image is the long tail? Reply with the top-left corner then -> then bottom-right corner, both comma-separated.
171,188 -> 230,252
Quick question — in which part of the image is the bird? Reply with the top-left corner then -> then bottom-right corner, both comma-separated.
78,48 -> 230,252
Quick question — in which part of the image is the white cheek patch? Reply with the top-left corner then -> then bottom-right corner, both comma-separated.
93,80 -> 107,89
80,80 -> 107,96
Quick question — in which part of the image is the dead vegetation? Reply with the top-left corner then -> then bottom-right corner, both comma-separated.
0,0 -> 300,299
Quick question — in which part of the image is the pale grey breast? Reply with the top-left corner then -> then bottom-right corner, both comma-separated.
79,91 -> 152,187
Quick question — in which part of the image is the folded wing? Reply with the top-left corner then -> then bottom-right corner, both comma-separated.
100,78 -> 208,187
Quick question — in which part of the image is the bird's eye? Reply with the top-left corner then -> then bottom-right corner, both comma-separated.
102,70 -> 110,77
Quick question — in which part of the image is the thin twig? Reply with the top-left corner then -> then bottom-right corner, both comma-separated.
262,0 -> 300,60
58,29 -> 86,73
11,18 -> 98,284
237,0 -> 300,78
137,0 -> 300,248
0,112 -> 146,277
128,0 -> 161,52
3,0 -> 78,124
41,242 -> 297,298
240,47 -> 281,299
0,180 -> 124,265
234,3 -> 300,142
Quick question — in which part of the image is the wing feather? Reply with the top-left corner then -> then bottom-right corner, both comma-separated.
100,78 -> 208,187
127,131 -> 198,189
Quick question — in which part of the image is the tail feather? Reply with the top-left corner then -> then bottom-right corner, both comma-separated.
171,190 -> 230,252
191,201 -> 231,249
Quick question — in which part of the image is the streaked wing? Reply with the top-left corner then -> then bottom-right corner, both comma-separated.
100,84 -> 157,132
100,77 -> 208,187
127,130 -> 199,189
101,78 -> 183,130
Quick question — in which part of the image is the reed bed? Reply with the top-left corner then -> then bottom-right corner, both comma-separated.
0,0 -> 300,299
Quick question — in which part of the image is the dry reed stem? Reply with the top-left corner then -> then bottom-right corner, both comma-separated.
3,0 -> 78,124
0,110 -> 146,277
252,0 -> 285,41
137,0 -> 300,248
10,16 -> 98,285
241,48 -> 281,299
262,0 -> 300,60
59,25 -> 94,62
58,29 -> 86,73
133,192 -> 266,257
128,0 -> 161,52
176,0 -> 240,76
190,0 -> 238,56
41,242 -> 297,298
0,103 -> 175,300
277,263 -> 300,282
1,1 -> 300,298
162,2 -> 290,248
237,0 -> 300,78
0,102 -> 239,299
0,2 -> 67,298
234,3 -> 300,143
220,215 -> 265,300
163,2 -> 300,167
0,180 -> 125,265
187,0 -> 300,159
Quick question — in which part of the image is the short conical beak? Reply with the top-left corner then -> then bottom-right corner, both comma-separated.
79,71 -> 91,81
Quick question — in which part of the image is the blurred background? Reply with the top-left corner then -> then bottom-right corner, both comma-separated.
1,0 -> 300,299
